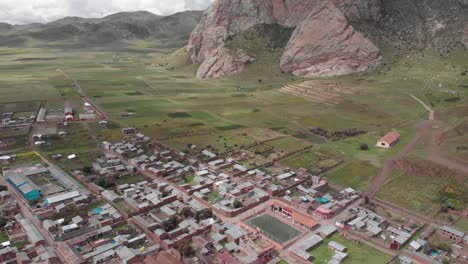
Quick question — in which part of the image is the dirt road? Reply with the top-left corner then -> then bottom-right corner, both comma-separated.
367,120 -> 434,197
431,124 -> 468,174
367,95 -> 468,197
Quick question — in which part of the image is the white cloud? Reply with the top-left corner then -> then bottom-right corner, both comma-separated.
0,0 -> 213,25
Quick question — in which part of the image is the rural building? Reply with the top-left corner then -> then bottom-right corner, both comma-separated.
439,225 -> 465,243
64,101 -> 73,115
328,241 -> 347,252
122,127 -> 136,135
7,174 -> 42,201
376,131 -> 400,148
45,190 -> 81,206
79,113 -> 96,121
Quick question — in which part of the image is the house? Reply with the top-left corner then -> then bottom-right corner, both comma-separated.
318,225 -> 337,238
439,225 -> 465,243
376,131 -> 400,148
328,241 -> 347,252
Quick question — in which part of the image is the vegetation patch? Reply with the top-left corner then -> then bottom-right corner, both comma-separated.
168,112 -> 192,118
310,127 -> 367,141
215,124 -> 246,131
124,91 -> 144,96
326,161 -> 379,190
308,233 -> 391,264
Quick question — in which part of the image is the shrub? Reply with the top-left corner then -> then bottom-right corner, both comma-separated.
360,143 -> 369,151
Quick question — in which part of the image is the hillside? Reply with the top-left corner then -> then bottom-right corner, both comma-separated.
0,10 -> 202,48
187,0 -> 468,79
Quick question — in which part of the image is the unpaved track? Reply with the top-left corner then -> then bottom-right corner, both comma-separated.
431,123 -> 468,174
367,120 -> 434,197
367,95 -> 468,197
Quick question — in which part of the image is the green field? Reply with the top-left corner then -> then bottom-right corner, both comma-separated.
454,219 -> 468,232
376,170 -> 467,214
308,234 -> 391,264
247,214 -> 302,244
326,161 -> 380,190
0,40 -> 467,218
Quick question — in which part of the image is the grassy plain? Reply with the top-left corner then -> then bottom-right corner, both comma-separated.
0,42 -> 466,213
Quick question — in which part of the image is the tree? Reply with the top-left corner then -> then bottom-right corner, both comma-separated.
360,143 -> 369,151
181,207 -> 193,219
177,240 -> 195,258
0,218 -> 7,228
82,166 -> 93,174
194,208 -> 212,222
162,215 -> 179,232
233,199 -> 243,209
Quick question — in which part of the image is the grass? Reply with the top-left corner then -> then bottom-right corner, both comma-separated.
0,43 -> 467,218
376,170 -> 466,214
114,200 -> 136,214
308,233 -> 391,264
0,231 -> 9,243
277,261 -> 289,264
206,191 -> 223,203
454,219 -> 468,232
13,241 -> 28,249
325,161 -> 380,190
268,136 -> 312,153
116,174 -> 147,185
247,214 -> 302,244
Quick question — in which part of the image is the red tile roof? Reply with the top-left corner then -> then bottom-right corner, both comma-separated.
379,131 -> 400,145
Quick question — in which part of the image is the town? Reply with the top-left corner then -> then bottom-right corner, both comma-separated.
0,116 -> 467,264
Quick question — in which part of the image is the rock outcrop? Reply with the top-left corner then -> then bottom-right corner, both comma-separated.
187,0 -> 382,79
463,24 -> 468,48
280,0 -> 381,77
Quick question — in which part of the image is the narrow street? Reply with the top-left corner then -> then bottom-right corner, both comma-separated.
0,176 -> 69,263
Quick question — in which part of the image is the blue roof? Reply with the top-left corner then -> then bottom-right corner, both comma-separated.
317,197 -> 329,203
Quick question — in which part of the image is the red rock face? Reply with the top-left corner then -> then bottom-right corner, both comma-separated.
187,0 -> 382,79
463,24 -> 468,48
281,0 -> 382,77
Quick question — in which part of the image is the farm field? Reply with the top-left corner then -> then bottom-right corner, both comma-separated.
376,169 -> 467,215
246,214 -> 302,244
308,233 -> 391,264
325,161 -> 380,190
0,43 -> 466,201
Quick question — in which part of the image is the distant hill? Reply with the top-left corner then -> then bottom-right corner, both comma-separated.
0,10 -> 202,48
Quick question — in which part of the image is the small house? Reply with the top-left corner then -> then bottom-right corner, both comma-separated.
376,131 -> 400,149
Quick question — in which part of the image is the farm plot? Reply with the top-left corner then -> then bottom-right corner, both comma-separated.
325,161 -> 380,190
279,80 -> 356,106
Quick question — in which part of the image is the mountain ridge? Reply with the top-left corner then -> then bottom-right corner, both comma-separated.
0,10 -> 202,48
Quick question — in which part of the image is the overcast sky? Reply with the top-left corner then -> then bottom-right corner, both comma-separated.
0,0 -> 213,25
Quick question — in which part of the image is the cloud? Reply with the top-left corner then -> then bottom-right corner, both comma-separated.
0,0 -> 213,25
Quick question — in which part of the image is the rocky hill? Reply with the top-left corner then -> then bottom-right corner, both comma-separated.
0,11 -> 202,48
187,0 -> 468,79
